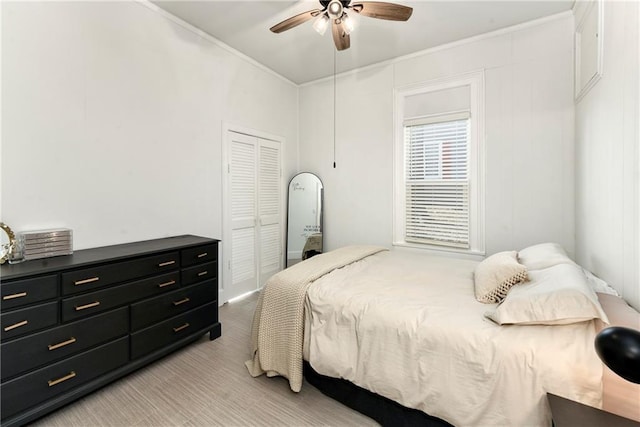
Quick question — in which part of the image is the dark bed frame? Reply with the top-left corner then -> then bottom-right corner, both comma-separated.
303,362 -> 453,427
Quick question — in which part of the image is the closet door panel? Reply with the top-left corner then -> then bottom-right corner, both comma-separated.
229,133 -> 258,299
258,140 -> 282,285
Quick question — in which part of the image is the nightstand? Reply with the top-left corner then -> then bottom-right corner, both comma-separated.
548,393 -> 640,427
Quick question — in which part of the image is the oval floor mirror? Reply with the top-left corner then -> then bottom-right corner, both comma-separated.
286,172 -> 323,267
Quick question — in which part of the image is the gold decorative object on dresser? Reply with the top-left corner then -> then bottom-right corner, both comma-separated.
0,222 -> 17,264
0,235 -> 221,426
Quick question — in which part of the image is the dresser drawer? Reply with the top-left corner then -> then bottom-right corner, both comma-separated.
61,251 -> 180,295
181,261 -> 217,286
181,243 -> 217,267
131,280 -> 217,331
1,275 -> 58,310
0,337 -> 129,420
61,271 -> 180,322
1,301 -> 58,341
131,302 -> 217,360
1,307 -> 128,380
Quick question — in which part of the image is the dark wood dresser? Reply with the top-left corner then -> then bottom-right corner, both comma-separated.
0,235 -> 221,426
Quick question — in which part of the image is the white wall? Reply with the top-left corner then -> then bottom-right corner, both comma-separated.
575,1 -> 639,310
1,1 -> 298,250
299,14 -> 575,257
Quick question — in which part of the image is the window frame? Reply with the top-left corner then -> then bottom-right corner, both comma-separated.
393,71 -> 485,256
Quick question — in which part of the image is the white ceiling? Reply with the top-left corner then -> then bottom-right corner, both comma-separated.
151,0 -> 574,84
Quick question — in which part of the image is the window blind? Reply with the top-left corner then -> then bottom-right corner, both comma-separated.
404,116 -> 470,248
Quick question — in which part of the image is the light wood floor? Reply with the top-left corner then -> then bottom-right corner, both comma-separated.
32,293 -> 377,426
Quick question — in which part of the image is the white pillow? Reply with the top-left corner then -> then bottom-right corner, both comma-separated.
517,242 -> 575,271
582,268 -> 619,296
485,263 -> 609,326
474,251 -> 528,304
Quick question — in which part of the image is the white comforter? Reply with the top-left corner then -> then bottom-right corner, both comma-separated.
305,250 -> 602,427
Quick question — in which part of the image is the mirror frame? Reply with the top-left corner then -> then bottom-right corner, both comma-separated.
285,172 -> 324,267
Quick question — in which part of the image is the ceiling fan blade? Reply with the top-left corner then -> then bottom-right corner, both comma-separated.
351,2 -> 413,21
331,19 -> 350,51
270,9 -> 323,33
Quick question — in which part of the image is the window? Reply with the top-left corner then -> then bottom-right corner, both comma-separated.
394,72 -> 484,254
404,114 -> 470,248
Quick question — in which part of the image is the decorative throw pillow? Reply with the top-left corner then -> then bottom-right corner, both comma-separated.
485,263 -> 610,326
517,242 -> 575,271
474,251 -> 528,304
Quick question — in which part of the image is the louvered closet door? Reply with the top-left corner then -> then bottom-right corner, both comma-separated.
229,132 -> 258,298
258,140 -> 282,285
225,130 -> 283,302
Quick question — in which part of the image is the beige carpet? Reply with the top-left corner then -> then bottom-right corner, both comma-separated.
31,292 -> 376,426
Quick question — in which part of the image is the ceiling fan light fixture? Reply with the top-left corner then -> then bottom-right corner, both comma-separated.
312,14 -> 330,35
327,0 -> 343,17
342,13 -> 355,34
270,0 -> 412,50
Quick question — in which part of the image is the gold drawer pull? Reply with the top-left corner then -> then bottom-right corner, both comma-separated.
173,297 -> 190,306
197,252 -> 208,258
75,277 -> 99,286
48,371 -> 76,387
75,301 -> 100,311
173,323 -> 190,333
158,280 -> 176,288
197,271 -> 208,277
48,337 -> 77,351
4,320 -> 28,332
158,260 -> 176,267
3,292 -> 27,300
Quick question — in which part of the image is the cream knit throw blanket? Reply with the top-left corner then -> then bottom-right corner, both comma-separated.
245,245 -> 387,392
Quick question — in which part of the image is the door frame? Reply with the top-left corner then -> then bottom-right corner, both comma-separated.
221,122 -> 286,304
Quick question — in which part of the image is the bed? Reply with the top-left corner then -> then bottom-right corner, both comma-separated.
246,244 -> 640,426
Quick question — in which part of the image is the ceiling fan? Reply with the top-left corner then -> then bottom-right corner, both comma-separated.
270,0 -> 413,51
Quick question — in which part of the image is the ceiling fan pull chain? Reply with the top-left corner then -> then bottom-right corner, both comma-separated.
333,48 -> 337,169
